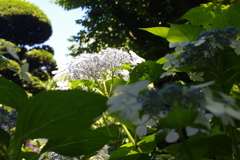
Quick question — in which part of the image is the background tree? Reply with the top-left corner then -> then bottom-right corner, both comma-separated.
52,0 -> 240,88
52,0 -> 215,60
0,0 -> 56,94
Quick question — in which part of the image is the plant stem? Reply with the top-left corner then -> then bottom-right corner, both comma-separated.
178,129 -> 195,160
228,127 -> 240,159
102,113 -> 112,137
121,124 -> 142,153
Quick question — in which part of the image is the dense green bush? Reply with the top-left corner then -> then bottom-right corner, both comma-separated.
0,0 -> 52,46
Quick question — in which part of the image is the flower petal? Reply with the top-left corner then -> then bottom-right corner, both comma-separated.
169,42 -> 179,48
180,40 -> 190,46
136,125 -> 147,136
145,120 -> 156,126
186,126 -> 198,136
165,130 -> 179,143
163,61 -> 171,69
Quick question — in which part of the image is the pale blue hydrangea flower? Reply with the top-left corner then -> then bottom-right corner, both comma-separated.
130,114 -> 156,136
169,40 -> 190,52
185,111 -> 213,136
163,54 -> 179,69
230,39 -> 240,55
203,89 -> 240,126
180,27 -> 240,68
190,72 -> 204,81
160,67 -> 175,78
157,129 -> 180,143
107,80 -> 150,121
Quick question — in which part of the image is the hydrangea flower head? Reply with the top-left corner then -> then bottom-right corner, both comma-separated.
179,27 -> 240,68
107,80 -> 150,121
52,48 -> 145,90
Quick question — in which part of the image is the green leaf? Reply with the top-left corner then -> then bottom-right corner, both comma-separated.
166,143 -> 181,157
129,61 -> 163,84
166,139 -> 209,160
204,48 -> 240,94
112,114 -> 137,134
161,105 -> 198,129
40,128 -> 114,156
70,79 -> 96,90
14,90 -> 107,142
212,2 -> 240,29
95,124 -> 120,138
0,128 -> 10,148
0,77 -> 28,111
139,27 -> 169,38
179,5 -> 215,29
180,138 -> 209,158
166,24 -> 206,42
155,130 -> 168,149
16,152 -> 39,160
109,147 -> 150,160
137,134 -> 155,154
105,77 -> 127,96
204,134 -> 233,157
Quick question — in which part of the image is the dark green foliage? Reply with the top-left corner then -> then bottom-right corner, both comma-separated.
128,61 -> 163,84
0,0 -> 52,46
0,0 -> 56,94
54,0 -> 210,60
25,49 -> 56,79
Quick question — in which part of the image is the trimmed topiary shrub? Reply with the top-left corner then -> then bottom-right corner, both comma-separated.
0,0 -> 52,46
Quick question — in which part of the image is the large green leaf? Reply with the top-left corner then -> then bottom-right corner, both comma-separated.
166,139 -> 209,160
204,134 -> 233,157
139,27 -> 169,38
212,2 -> 240,29
15,152 -> 39,160
13,90 -> 108,143
178,5 -> 215,29
160,105 -> 198,129
0,128 -> 10,148
40,128 -> 114,156
137,134 -> 155,154
105,77 -> 127,96
204,48 -> 240,94
0,77 -> 28,111
129,61 -> 163,84
166,24 -> 206,42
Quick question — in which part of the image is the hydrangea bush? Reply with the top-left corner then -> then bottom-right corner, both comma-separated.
1,2 -> 240,160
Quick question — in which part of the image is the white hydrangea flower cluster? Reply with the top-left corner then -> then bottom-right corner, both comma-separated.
90,145 -> 110,160
52,48 -> 145,89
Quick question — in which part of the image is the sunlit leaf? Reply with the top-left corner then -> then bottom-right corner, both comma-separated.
167,24 -> 206,42
140,27 -> 169,38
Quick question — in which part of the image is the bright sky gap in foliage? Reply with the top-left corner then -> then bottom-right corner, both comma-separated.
25,0 -> 85,65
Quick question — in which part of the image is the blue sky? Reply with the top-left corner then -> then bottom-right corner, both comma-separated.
25,0 -> 85,65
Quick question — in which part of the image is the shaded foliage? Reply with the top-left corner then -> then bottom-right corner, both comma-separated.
54,0 -> 211,60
